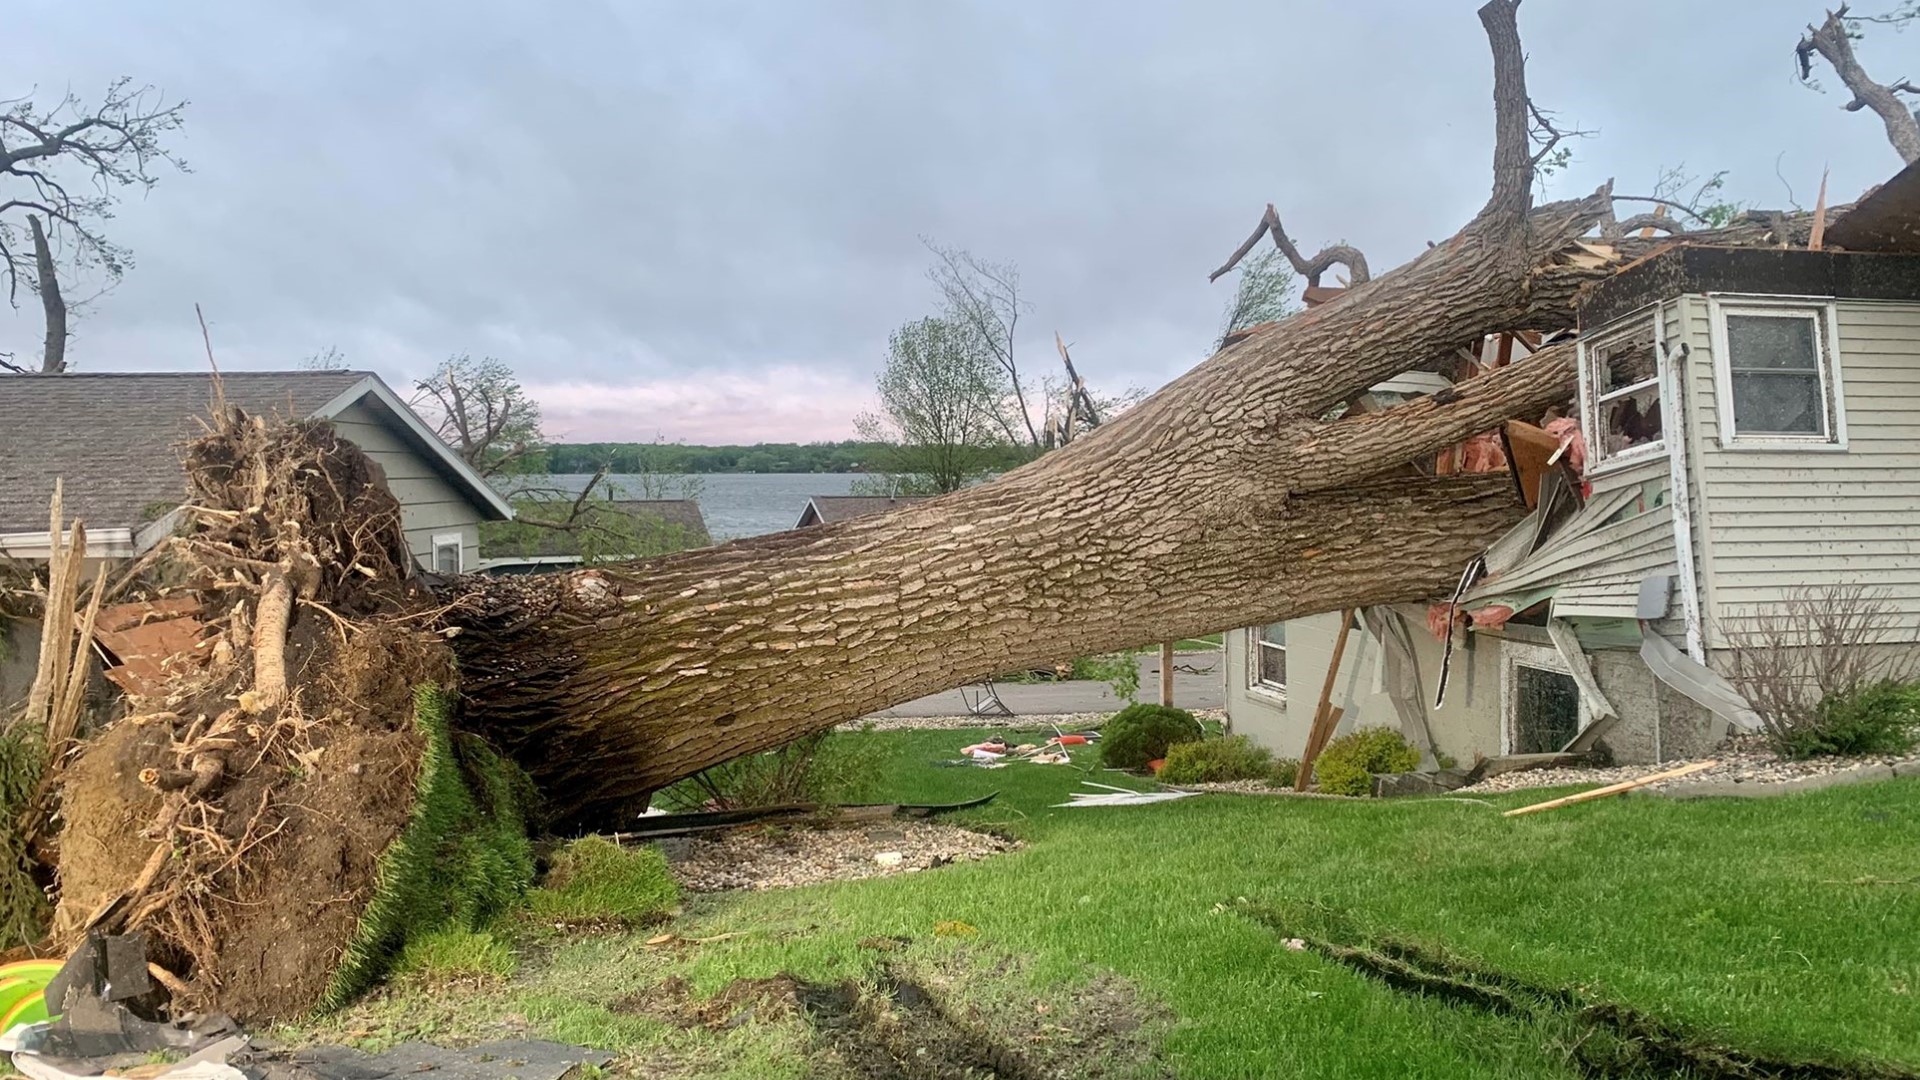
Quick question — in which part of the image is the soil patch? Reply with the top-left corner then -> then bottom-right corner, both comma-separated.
663,822 -> 1016,893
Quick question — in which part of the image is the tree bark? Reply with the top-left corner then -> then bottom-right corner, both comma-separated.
31,215 -> 67,373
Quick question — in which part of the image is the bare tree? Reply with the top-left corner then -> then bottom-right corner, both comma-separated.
411,355 -> 544,477
0,80 -> 188,364
1724,584 -> 1920,754
1798,5 -> 1920,164
923,241 -> 1042,447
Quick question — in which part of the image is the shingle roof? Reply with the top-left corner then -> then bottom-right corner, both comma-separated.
0,371 -> 369,534
795,495 -> 929,526
481,499 -> 711,559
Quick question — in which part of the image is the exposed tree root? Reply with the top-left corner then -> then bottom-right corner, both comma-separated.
1238,904 -> 1920,1079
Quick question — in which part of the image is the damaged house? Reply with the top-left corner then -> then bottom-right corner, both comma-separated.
1227,167 -> 1920,766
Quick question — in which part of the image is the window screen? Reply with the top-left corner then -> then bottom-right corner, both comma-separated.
1253,623 -> 1286,690
1725,313 -> 1824,436
1512,665 -> 1580,754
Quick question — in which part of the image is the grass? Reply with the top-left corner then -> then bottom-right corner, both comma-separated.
395,927 -> 518,983
526,837 -> 680,927
1173,634 -> 1224,650
317,726 -> 1920,1079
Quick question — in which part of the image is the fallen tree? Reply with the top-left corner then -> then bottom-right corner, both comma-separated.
446,1 -> 1765,830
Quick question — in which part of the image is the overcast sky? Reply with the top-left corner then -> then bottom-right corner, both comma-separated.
8,1 -> 1914,443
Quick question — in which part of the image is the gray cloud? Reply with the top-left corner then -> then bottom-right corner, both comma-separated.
7,0 -> 1911,440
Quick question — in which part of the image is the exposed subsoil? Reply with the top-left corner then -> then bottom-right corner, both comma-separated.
1242,907 -> 1920,1079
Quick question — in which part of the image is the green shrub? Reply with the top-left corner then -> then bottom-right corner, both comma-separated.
527,837 -> 678,927
1158,736 -> 1274,784
0,727 -> 49,948
396,927 -> 517,984
1784,681 -> 1920,759
1100,704 -> 1203,770
322,686 -> 536,1010
1313,727 -> 1421,797
1267,756 -> 1301,788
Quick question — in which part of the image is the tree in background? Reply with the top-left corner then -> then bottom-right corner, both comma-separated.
855,316 -> 1008,495
411,355 -> 544,477
0,80 -> 188,373
924,242 -> 1036,448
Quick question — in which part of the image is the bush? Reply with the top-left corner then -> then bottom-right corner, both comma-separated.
1782,681 -> 1920,759
528,837 -> 679,927
0,728 -> 49,949
1158,736 -> 1274,784
1313,727 -> 1421,796
1071,652 -> 1142,704
1100,704 -> 1203,770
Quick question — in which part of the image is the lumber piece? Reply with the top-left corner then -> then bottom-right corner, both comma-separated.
1502,760 -> 1719,817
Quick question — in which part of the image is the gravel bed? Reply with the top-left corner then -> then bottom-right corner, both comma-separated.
847,708 -> 1226,733
1465,736 -> 1920,794
664,821 -> 1019,892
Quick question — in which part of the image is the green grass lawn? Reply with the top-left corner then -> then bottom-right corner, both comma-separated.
1172,634 -> 1224,651
321,727 -> 1920,1079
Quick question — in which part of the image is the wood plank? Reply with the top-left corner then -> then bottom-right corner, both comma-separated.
1503,760 -> 1719,817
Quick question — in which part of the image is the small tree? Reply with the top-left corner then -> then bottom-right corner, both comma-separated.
1724,584 -> 1920,756
1216,248 -> 1299,348
855,316 -> 1009,495
0,80 -> 188,372
411,355 -> 544,478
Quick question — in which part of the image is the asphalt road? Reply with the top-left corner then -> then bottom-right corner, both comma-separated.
868,649 -> 1224,718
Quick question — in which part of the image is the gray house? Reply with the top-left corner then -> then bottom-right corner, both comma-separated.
1227,167 -> 1920,767
0,370 -> 512,572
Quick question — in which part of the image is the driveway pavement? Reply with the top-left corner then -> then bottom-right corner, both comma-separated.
868,649 -> 1224,718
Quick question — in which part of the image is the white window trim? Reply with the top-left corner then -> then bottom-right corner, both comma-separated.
1705,295 -> 1848,451
1499,641 -> 1590,756
1247,626 -> 1287,701
431,532 -> 465,574
1578,309 -> 1670,480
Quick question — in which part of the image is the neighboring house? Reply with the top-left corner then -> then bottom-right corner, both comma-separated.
478,498 -> 711,573
0,371 -> 512,573
1227,164 -> 1920,767
792,495 -> 928,528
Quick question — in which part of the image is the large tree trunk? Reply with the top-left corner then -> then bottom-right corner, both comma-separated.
449,1 -> 1773,830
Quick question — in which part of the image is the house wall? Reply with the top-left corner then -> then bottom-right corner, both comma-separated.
0,618 -> 38,715
324,399 -> 482,571
1673,295 -> 1920,648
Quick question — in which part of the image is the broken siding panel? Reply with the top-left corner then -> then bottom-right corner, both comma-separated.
1465,504 -> 1673,601
1689,298 -> 1920,647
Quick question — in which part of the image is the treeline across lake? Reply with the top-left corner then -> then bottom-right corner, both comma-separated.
538,440 -> 1035,475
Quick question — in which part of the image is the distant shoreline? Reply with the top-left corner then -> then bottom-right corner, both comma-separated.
535,440 -> 1033,476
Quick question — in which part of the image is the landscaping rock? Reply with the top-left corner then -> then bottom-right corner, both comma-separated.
1372,769 -> 1470,797
1470,736 -> 1920,797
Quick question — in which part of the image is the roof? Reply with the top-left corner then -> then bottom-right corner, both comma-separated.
793,494 -> 929,528
1826,158 -> 1920,254
481,499 -> 710,560
1578,246 -> 1920,329
0,370 -> 512,538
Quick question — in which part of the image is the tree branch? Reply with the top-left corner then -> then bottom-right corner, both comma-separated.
1208,203 -> 1371,287
1798,5 -> 1920,164
30,215 -> 67,372
1477,0 -> 1535,226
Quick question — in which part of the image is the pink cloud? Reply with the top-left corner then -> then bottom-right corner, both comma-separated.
527,366 -> 878,444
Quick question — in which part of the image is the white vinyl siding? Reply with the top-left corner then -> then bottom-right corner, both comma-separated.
1677,296 -> 1920,646
325,399 -> 483,570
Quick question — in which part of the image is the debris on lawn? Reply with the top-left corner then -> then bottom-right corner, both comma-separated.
620,794 -> 997,841
1502,761 -> 1719,817
663,821 -> 1017,892
1055,783 -> 1198,809
1463,736 -> 1920,795
848,709 -> 1226,734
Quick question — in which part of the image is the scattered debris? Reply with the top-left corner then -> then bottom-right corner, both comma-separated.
1464,737 -> 1920,795
1503,761 -> 1719,817
664,822 -> 1017,893
846,710 -> 1226,734
1054,783 -> 1197,809
618,794 -> 997,841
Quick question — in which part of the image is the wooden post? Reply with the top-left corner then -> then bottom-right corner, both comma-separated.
1159,642 -> 1175,707
1295,610 -> 1355,791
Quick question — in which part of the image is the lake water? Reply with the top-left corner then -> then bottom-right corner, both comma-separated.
535,473 -> 866,540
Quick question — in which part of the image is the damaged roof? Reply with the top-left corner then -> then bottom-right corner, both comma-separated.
0,370 -> 511,537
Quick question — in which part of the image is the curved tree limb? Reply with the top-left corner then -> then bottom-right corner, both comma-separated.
1208,203 -> 1372,287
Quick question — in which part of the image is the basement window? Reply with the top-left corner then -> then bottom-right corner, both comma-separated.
1250,623 -> 1287,695
1711,301 -> 1843,446
1581,317 -> 1664,467
1501,642 -> 1587,755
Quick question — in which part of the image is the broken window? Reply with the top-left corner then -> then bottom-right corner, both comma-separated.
1721,308 -> 1833,440
1583,318 -> 1663,464
1251,623 -> 1286,693
1511,664 -> 1580,753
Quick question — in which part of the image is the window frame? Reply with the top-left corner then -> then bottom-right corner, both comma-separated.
1706,295 -> 1847,451
1247,624 -> 1287,699
1577,312 -> 1668,475
1498,641 -> 1588,756
431,532 -> 465,574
